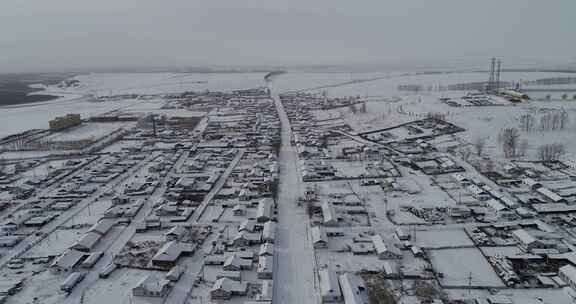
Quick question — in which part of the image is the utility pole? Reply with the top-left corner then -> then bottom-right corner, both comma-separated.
468,271 -> 472,295
152,117 -> 157,138
496,59 -> 502,92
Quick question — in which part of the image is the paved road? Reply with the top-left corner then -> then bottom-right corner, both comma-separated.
270,88 -> 319,304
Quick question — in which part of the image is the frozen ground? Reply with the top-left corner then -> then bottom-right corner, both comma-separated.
428,247 -> 505,288
44,122 -> 128,142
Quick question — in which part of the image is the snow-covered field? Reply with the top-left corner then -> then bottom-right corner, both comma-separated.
2,69 -> 576,304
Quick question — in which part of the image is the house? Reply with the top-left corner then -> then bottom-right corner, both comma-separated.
232,204 -> 246,216
467,184 -> 491,201
257,280 -> 274,301
210,278 -> 248,300
350,242 -> 373,255
322,201 -> 338,226
216,270 -> 241,281
165,226 -> 187,242
411,246 -> 424,257
204,255 -> 228,265
319,269 -> 342,303
338,273 -> 368,304
382,262 -> 399,277
239,219 -> 256,233
371,234 -> 402,260
228,251 -> 255,260
132,274 -> 171,297
485,199 -> 509,215
256,199 -> 273,222
559,264 -> 576,291
223,254 -> 253,271
395,228 -> 410,241
536,187 -> 565,203
257,256 -> 273,279
72,232 -> 101,252
511,229 -> 544,252
151,241 -> 195,268
232,231 -> 261,247
447,206 -> 472,218
311,226 -> 329,248
522,178 -> 542,190
166,265 -> 186,282
262,221 -> 276,243
50,249 -> 86,273
259,243 -> 274,256
0,236 -> 21,248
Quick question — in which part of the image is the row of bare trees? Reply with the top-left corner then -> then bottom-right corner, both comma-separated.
427,112 -> 447,121
519,110 -> 569,132
537,143 -> 566,165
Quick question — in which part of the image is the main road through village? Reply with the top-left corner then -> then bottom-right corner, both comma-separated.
270,85 -> 319,304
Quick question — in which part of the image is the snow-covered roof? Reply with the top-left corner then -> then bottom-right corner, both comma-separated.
51,249 -> 85,270
338,273 -> 366,304
536,187 -> 564,203
259,243 -> 274,256
485,199 -> 508,212
262,221 -> 276,241
511,229 -> 538,246
133,274 -> 170,293
321,200 -> 337,225
72,231 -> 101,251
311,226 -> 328,245
211,278 -> 247,293
257,199 -> 273,220
88,218 -> 116,235
319,269 -> 341,300
257,256 -> 273,274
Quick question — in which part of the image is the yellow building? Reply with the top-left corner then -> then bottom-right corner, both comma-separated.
49,114 -> 81,131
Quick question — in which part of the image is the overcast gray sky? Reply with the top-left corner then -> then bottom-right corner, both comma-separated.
1,0 -> 574,72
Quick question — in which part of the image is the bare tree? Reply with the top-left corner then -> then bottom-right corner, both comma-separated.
499,127 -> 520,158
427,112 -> 446,122
560,109 -> 569,129
538,143 -> 566,165
518,139 -> 529,157
461,147 -> 472,162
359,102 -> 367,114
349,104 -> 357,114
474,137 -> 486,156
484,159 -> 495,172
